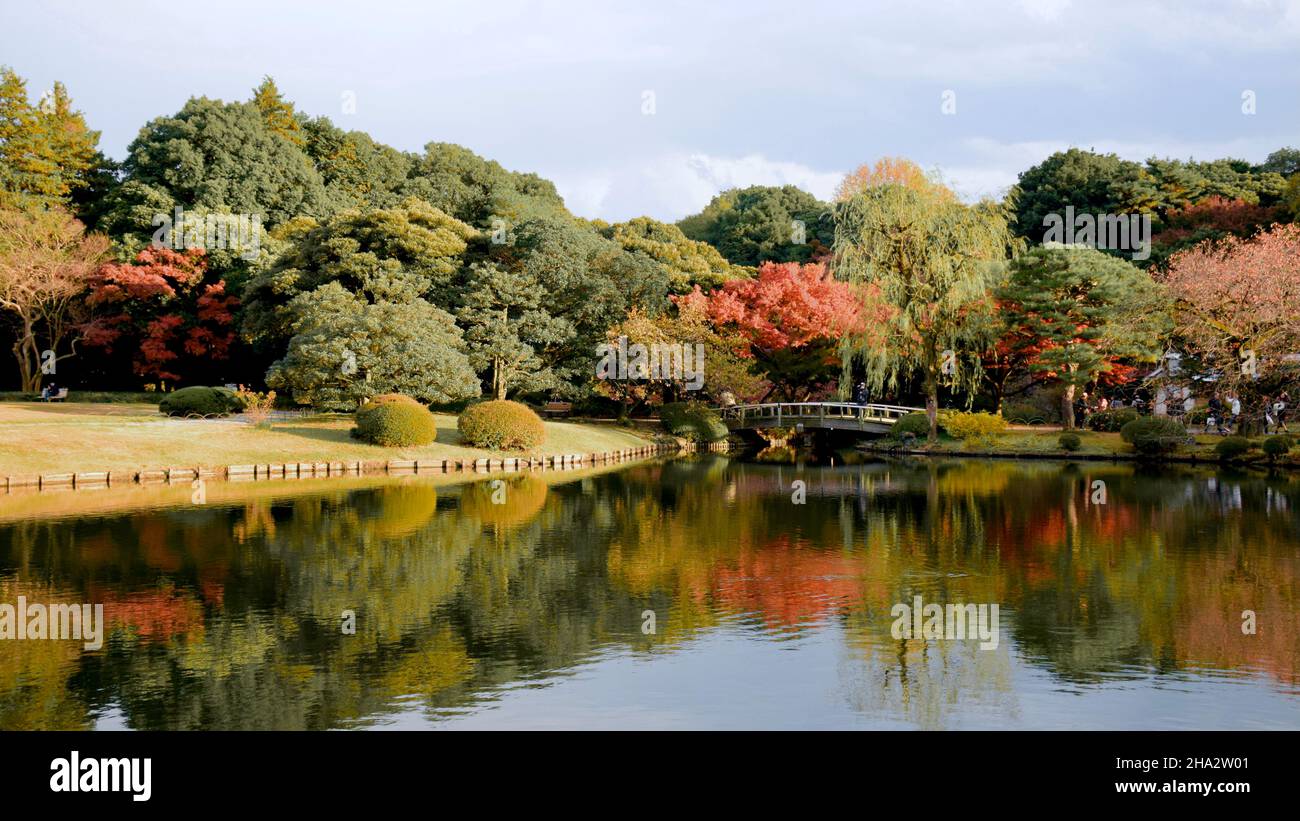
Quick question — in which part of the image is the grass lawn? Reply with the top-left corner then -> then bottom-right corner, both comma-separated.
880,427 -> 1300,467
0,402 -> 657,476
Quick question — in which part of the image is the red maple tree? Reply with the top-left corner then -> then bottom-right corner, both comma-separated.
84,247 -> 239,384
690,261 -> 877,400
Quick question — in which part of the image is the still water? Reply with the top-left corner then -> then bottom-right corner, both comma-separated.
1,456 -> 1298,730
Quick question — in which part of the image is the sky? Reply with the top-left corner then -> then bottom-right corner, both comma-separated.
2,0 -> 1299,222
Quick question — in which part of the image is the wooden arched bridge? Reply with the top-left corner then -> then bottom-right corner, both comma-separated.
719,402 -> 923,435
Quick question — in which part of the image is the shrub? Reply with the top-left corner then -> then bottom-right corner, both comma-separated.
940,411 -> 1008,440
1058,432 -> 1081,451
353,401 -> 438,446
891,411 -> 932,440
1120,416 -> 1188,455
1214,436 -> 1252,460
1001,401 -> 1048,425
158,386 -> 246,417
1086,408 -> 1139,432
366,393 -> 421,408
660,402 -> 728,443
1262,435 -> 1294,459
236,389 -> 277,427
457,400 -> 547,450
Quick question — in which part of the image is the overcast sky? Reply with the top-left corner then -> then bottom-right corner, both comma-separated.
3,0 -> 1298,221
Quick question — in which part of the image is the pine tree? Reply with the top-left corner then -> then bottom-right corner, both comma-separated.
0,68 -> 103,211
251,76 -> 305,146
456,261 -> 567,400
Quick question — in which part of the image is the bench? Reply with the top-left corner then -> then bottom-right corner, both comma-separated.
42,388 -> 69,402
541,401 -> 573,418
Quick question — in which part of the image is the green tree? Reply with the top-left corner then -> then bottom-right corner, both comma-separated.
0,68 -> 106,213
301,116 -> 412,211
678,185 -> 832,266
242,197 -> 477,346
602,216 -> 740,292
1008,149 -> 1146,240
1260,147 -> 1300,178
503,216 -> 669,392
266,282 -> 480,409
835,184 -> 1016,441
99,96 -> 331,242
998,245 -> 1165,429
400,142 -> 567,229
455,261 -> 568,399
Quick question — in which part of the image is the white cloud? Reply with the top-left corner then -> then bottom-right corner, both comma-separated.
554,153 -> 844,222
1018,0 -> 1072,21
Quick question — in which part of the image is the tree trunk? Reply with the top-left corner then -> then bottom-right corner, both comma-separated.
492,358 -> 507,400
924,371 -> 939,443
1062,383 -> 1076,430
15,325 -> 40,393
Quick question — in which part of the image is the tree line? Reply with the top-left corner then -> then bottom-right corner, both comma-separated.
1,68 -> 1297,435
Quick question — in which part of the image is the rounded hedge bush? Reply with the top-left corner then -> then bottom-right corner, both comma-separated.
1086,408 -> 1139,432
1120,416 -> 1188,455
1262,435 -> 1293,459
353,400 -> 438,447
891,411 -> 932,439
366,393 -> 421,408
1214,435 -> 1252,460
659,402 -> 728,443
1058,432 -> 1081,451
159,386 -> 246,417
457,400 -> 547,450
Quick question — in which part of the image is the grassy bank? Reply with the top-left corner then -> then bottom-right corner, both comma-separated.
862,427 -> 1300,468
0,391 -> 157,403
0,402 -> 657,476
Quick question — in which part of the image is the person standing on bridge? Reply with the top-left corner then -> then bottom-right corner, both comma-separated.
852,381 -> 867,405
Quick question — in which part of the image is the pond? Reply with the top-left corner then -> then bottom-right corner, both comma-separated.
1,456 -> 1297,729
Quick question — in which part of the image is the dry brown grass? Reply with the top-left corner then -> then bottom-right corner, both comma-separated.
0,402 -> 654,476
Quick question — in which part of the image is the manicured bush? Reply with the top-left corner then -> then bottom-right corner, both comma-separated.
1058,432 -> 1081,451
891,411 -> 932,439
353,400 -> 438,446
1086,408 -> 1139,432
940,411 -> 1008,440
457,400 -> 547,450
1214,436 -> 1252,460
365,393 -> 422,408
158,386 -> 246,417
1120,416 -> 1188,455
660,402 -> 728,443
1262,435 -> 1294,459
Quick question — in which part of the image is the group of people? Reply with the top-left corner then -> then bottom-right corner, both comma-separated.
1078,388 -> 1290,436
1204,392 -> 1291,435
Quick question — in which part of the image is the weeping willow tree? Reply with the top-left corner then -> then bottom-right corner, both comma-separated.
834,183 -> 1017,442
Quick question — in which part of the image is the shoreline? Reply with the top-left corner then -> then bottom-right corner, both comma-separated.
0,441 -> 731,495
854,442 -> 1300,470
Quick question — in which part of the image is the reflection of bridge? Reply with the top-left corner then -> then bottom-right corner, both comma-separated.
719,402 -> 922,435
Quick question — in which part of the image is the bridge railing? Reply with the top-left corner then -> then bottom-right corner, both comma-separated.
719,402 -> 920,426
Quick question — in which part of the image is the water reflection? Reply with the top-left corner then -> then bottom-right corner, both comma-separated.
1,457 -> 1297,729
